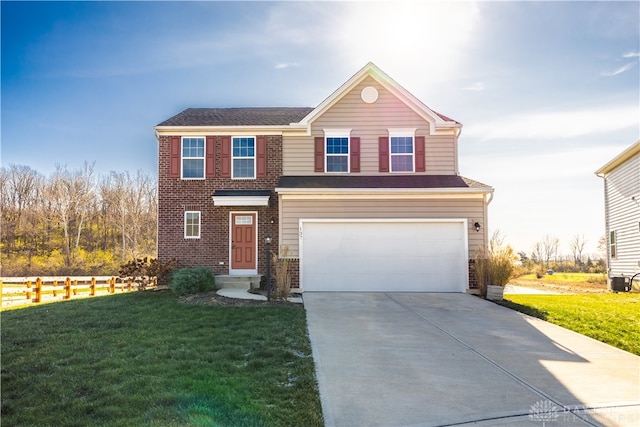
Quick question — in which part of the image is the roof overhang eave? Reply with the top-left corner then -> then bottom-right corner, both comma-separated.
154,124 -> 298,135
595,140 -> 640,176
275,186 -> 494,196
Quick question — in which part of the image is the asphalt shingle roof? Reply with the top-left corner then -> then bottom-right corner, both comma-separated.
157,107 -> 314,127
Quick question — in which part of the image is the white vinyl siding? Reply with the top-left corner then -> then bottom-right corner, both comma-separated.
279,196 -> 486,258
282,77 -> 457,175
603,152 -> 640,276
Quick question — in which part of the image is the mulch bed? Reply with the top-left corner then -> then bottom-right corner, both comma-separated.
178,290 -> 300,306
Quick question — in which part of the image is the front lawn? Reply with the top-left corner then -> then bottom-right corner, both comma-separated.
501,293 -> 640,356
1,291 -> 323,426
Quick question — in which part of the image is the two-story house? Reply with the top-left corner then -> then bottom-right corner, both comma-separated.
596,140 -> 640,291
154,63 -> 494,292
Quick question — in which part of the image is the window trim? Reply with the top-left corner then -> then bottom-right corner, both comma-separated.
388,128 -> 416,173
231,136 -> 256,180
610,230 -> 617,259
325,136 -> 350,173
324,129 -> 351,173
184,211 -> 201,239
181,137 -> 206,180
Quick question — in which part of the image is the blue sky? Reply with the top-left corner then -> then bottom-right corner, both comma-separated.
2,1 -> 639,256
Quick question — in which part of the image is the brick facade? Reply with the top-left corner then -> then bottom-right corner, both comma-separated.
157,134 -> 287,282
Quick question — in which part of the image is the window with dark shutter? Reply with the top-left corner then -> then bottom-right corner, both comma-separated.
206,136 -> 216,178
314,137 -> 324,172
415,136 -> 425,172
256,136 -> 267,177
170,136 -> 181,178
378,136 -> 389,172
220,136 -> 231,177
350,137 -> 361,173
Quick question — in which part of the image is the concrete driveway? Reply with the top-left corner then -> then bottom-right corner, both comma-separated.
303,293 -> 640,427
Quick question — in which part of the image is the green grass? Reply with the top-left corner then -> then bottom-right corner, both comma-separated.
501,293 -> 640,356
1,291 -> 323,426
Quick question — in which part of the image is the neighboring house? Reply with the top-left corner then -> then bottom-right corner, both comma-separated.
154,62 -> 494,292
596,140 -> 640,291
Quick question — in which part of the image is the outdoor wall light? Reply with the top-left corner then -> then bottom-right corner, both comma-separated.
474,222 -> 481,232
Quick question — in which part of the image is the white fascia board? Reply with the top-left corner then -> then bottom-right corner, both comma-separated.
212,196 -> 270,206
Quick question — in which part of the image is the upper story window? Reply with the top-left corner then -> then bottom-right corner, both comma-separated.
389,130 -> 415,173
184,211 -> 201,239
232,137 -> 256,179
182,137 -> 205,179
326,137 -> 350,173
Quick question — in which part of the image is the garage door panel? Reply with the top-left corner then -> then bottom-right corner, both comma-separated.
302,221 -> 467,292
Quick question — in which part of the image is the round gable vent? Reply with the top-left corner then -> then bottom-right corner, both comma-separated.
361,86 -> 379,104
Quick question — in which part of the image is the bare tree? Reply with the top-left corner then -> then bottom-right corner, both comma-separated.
48,162 -> 95,268
541,235 -> 559,268
0,165 -> 44,260
569,234 -> 587,269
531,241 -> 544,266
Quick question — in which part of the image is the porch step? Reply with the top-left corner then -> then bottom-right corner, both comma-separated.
215,275 -> 262,290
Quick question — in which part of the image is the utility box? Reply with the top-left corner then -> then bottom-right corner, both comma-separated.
610,276 -> 630,292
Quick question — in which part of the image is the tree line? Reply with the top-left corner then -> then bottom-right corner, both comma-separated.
520,234 -> 606,274
1,163 -> 157,276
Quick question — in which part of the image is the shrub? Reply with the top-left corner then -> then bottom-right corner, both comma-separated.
271,245 -> 292,301
170,267 -> 215,296
119,257 -> 177,290
474,232 -> 518,295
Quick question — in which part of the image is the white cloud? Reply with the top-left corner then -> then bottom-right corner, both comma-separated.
274,62 -> 301,70
623,51 -> 640,58
464,105 -> 639,140
464,82 -> 485,92
601,62 -> 636,77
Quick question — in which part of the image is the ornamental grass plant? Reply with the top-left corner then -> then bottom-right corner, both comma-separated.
474,232 -> 518,296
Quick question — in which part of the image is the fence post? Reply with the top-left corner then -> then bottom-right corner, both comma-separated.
73,280 -> 79,296
110,277 -> 115,294
90,277 -> 96,296
52,280 -> 58,297
65,277 -> 71,300
34,278 -> 42,303
26,280 -> 32,300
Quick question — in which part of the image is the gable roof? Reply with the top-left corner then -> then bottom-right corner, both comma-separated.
595,140 -> 640,175
155,63 -> 459,134
297,62 -> 461,134
157,107 -> 313,127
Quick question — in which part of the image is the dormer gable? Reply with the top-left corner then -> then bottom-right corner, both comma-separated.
295,62 -> 461,136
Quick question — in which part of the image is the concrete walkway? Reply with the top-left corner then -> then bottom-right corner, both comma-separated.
304,293 -> 640,427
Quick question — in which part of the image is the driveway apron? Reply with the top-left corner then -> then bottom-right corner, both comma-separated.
303,292 -> 640,427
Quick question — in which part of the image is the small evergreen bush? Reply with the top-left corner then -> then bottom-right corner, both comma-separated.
170,267 -> 215,296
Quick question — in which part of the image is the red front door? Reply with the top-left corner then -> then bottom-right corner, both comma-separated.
231,213 -> 256,270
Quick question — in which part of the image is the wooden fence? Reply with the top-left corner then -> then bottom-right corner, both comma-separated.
1,276 -> 154,307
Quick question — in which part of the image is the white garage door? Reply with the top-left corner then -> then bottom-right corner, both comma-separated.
300,220 -> 468,292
